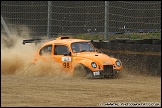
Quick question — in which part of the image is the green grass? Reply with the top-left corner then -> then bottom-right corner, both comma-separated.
71,34 -> 103,40
70,32 -> 161,41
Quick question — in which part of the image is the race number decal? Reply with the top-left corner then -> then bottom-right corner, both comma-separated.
62,57 -> 71,62
62,57 -> 71,68
63,62 -> 70,68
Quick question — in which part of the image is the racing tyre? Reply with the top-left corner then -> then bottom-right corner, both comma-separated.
73,64 -> 94,79
152,40 -> 161,45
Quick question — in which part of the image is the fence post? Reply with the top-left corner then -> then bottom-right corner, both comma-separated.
104,1 -> 109,41
1,15 -> 11,37
47,1 -> 52,38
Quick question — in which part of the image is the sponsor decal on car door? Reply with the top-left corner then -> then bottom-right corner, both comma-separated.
52,44 -> 72,72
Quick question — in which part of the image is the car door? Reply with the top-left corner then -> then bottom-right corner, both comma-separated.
52,44 -> 72,72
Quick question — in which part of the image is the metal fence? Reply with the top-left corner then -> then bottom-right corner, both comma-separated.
1,1 -> 161,39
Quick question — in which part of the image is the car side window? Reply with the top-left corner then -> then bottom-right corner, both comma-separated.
71,43 -> 80,53
39,45 -> 52,56
54,45 -> 69,55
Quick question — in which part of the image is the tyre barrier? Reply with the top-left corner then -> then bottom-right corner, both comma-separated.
143,39 -> 159,44
153,40 -> 161,45
133,39 -> 143,44
115,38 -> 130,43
126,40 -> 135,44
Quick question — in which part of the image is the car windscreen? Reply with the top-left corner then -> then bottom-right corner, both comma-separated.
71,42 -> 95,53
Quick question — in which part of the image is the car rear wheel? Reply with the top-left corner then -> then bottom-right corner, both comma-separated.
73,64 -> 93,79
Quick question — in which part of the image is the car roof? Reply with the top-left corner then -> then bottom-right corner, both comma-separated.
43,38 -> 89,46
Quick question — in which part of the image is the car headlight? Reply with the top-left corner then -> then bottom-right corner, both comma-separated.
91,62 -> 97,68
116,60 -> 121,67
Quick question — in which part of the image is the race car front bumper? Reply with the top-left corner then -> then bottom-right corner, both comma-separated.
92,65 -> 120,78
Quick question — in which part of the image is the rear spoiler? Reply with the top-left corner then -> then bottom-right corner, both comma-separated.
22,36 -> 69,45
22,38 -> 46,45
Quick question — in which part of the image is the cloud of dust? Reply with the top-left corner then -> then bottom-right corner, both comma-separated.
1,27 -> 69,78
15,59 -> 68,77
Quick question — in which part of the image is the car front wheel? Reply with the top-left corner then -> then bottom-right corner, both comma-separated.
73,64 -> 93,79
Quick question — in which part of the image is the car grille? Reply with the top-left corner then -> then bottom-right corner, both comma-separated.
103,65 -> 113,75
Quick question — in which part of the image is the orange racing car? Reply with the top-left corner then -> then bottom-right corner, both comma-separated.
23,36 -> 122,78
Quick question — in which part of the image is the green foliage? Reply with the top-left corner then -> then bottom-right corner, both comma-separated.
109,32 -> 161,40
71,33 -> 103,40
72,32 -> 161,41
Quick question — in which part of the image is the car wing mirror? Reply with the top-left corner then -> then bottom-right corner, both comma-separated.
96,49 -> 102,53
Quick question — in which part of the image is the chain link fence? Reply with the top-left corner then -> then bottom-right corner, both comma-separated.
1,1 -> 161,38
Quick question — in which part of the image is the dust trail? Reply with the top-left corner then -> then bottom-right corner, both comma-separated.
1,28 -> 69,78
15,59 -> 70,78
